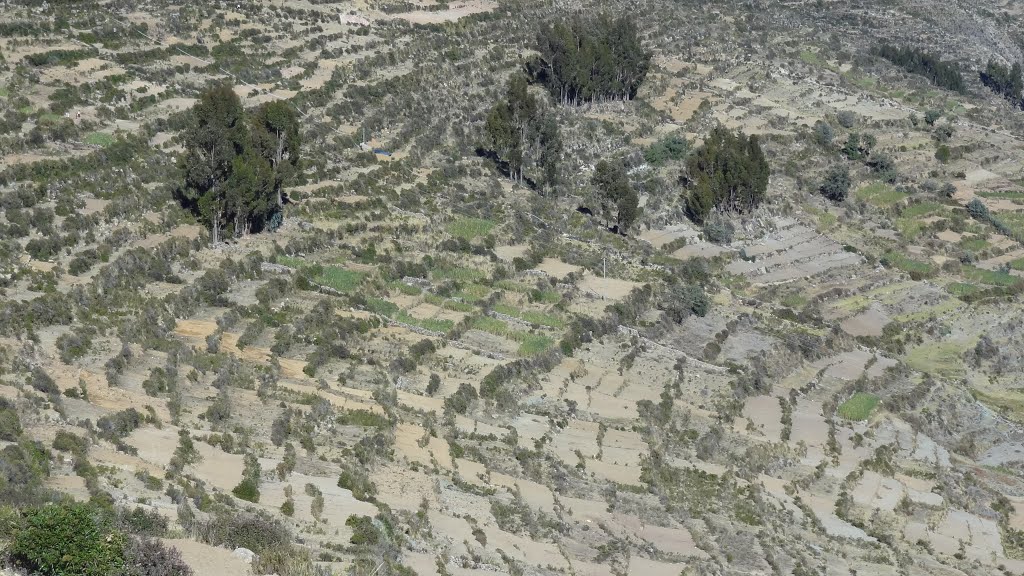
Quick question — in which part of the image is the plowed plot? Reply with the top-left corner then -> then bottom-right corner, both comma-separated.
728,219 -> 861,284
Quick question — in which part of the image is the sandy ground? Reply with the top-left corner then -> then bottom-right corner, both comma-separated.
164,539 -> 252,576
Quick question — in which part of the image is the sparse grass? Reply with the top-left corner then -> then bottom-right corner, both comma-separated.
448,217 -> 496,239
959,236 -> 990,252
516,334 -> 553,356
391,281 -> 422,296
905,341 -> 968,379
275,255 -> 305,268
946,282 -> 983,297
901,202 -> 943,219
84,132 -> 115,147
856,183 -> 907,207
977,190 -> 1024,203
961,266 -> 1021,287
893,298 -> 960,323
472,315 -> 509,336
895,218 -> 924,240
492,303 -> 564,328
1009,258 -> 1024,271
799,50 -> 822,67
971,388 -> 1024,424
455,284 -> 492,302
431,266 -> 486,283
316,267 -> 365,293
882,251 -> 935,277
424,293 -> 475,312
830,295 -> 870,313
781,293 -> 807,308
838,392 -> 879,421
365,297 -> 399,317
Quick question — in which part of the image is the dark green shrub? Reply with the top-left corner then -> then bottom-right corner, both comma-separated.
337,467 -> 377,502
0,401 -> 22,441
52,430 -> 88,455
819,165 -> 851,202
28,367 -> 58,395
10,501 -> 126,576
232,478 -> 260,503
346,515 -> 379,545
426,373 -> 441,396
96,408 -> 143,441
117,506 -> 169,537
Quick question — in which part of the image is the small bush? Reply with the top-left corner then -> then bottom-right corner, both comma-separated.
346,515 -> 379,545
232,478 -> 260,503
28,367 -> 58,395
0,403 -> 22,441
52,430 -> 88,455
819,165 -> 851,202
124,537 -> 194,576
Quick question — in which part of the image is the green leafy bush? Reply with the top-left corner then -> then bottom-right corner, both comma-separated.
0,400 -> 22,441
232,478 -> 260,503
10,501 -> 126,576
51,430 -> 88,455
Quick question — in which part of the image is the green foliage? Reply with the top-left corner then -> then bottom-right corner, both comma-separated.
855,182 -> 906,207
426,373 -> 441,396
685,127 -> 769,223
232,478 -> 260,503
97,408 -> 143,441
643,133 -> 689,166
528,14 -> 651,104
448,217 -> 496,240
10,501 -> 126,576
874,45 -> 965,93
28,366 -> 58,394
882,251 -> 935,279
661,283 -> 710,322
980,59 -> 1023,105
338,467 -> 377,502
346,515 -> 379,545
591,159 -> 640,233
84,132 -> 115,147
175,85 -> 301,243
52,430 -> 88,455
0,400 -> 21,441
820,165 -> 851,202
838,393 -> 880,421
484,74 -> 560,188
444,383 -> 479,415
315,267 -> 364,293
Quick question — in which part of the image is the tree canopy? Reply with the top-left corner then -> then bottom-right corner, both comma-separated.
874,45 -> 965,93
591,159 -> 640,234
527,14 -> 651,105
980,59 -> 1023,106
483,74 -> 561,189
175,85 -> 301,244
684,127 -> 770,223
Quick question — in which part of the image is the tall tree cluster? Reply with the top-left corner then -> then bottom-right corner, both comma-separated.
591,159 -> 639,233
873,45 -> 965,93
528,14 -> 651,105
175,84 -> 301,244
484,74 -> 561,188
684,127 -> 769,223
980,59 -> 1023,107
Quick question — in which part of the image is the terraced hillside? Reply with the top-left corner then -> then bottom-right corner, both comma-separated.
2,1 -> 1024,576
